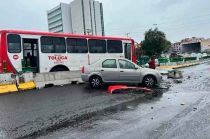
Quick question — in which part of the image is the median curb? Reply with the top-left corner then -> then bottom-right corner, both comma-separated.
0,84 -> 18,94
159,60 -> 209,70
18,82 -> 36,91
157,60 -> 210,75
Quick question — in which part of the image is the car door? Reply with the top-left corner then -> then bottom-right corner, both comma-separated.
99,59 -> 120,82
118,59 -> 140,82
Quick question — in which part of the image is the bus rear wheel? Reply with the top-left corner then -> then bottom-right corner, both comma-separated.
50,66 -> 69,72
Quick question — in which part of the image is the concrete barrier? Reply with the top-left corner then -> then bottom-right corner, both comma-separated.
0,73 -> 18,94
0,84 -> 18,94
0,71 -> 83,93
34,71 -> 83,89
0,73 -> 16,85
0,72 -> 36,94
18,82 -> 36,91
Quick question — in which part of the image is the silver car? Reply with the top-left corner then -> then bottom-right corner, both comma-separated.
81,58 -> 162,88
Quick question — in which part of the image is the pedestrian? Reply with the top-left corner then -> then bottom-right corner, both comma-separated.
148,56 -> 156,69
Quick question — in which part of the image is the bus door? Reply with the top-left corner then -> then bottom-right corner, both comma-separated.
124,43 -> 132,60
22,38 -> 39,73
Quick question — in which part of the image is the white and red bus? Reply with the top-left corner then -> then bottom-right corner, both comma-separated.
0,30 -> 136,74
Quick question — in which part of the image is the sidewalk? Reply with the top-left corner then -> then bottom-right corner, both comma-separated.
157,60 -> 210,74
159,63 -> 199,70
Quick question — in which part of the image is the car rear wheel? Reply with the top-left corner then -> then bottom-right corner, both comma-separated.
143,75 -> 156,88
89,76 -> 102,88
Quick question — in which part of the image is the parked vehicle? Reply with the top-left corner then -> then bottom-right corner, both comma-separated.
81,58 -> 162,88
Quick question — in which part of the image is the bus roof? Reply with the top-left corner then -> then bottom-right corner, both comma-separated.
0,29 -> 134,41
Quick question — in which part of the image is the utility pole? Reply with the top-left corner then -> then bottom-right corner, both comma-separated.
126,33 -> 130,38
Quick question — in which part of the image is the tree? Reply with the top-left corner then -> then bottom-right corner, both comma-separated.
141,28 -> 171,57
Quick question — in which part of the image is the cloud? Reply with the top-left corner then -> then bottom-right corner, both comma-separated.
0,0 -> 209,42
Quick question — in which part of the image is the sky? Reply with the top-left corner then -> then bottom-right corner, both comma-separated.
0,0 -> 210,43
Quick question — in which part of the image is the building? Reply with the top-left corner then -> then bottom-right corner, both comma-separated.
47,3 -> 72,33
201,38 -> 210,52
171,37 -> 210,54
47,0 -> 105,36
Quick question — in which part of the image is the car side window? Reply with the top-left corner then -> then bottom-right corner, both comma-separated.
102,59 -> 117,68
119,59 -> 136,69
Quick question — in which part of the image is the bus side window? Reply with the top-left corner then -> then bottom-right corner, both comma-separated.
7,34 -> 21,53
89,39 -> 106,53
54,37 -> 66,53
67,38 -> 88,53
41,37 -> 54,53
107,40 -> 123,53
41,36 -> 66,53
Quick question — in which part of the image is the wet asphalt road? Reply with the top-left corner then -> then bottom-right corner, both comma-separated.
39,63 -> 210,139
0,78 -> 145,138
0,63 -> 209,139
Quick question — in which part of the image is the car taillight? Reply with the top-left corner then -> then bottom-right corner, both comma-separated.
81,66 -> 84,73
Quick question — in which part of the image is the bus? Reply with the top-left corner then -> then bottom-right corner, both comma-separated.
0,30 -> 136,74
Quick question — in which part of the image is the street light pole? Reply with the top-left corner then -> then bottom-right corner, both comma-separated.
126,33 -> 130,38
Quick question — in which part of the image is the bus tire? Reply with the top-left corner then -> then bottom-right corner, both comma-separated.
50,65 -> 69,72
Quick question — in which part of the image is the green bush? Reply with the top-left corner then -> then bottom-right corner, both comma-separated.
202,56 -> 210,59
170,57 -> 184,62
158,58 -> 169,64
184,57 -> 197,61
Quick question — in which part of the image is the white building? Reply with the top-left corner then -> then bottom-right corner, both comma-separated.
47,3 -> 72,33
47,0 -> 105,36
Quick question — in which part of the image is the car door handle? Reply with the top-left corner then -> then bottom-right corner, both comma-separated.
101,70 -> 105,71
120,71 -> 124,72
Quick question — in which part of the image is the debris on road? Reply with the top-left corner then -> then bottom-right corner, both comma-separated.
193,107 -> 198,111
174,79 -> 183,84
167,70 -> 183,79
107,85 -> 152,94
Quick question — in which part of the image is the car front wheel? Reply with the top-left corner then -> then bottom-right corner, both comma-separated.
143,75 -> 156,88
89,76 -> 102,88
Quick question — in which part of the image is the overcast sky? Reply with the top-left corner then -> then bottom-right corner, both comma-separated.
0,0 -> 210,42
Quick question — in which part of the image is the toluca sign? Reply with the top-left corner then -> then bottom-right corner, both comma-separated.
48,55 -> 68,62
